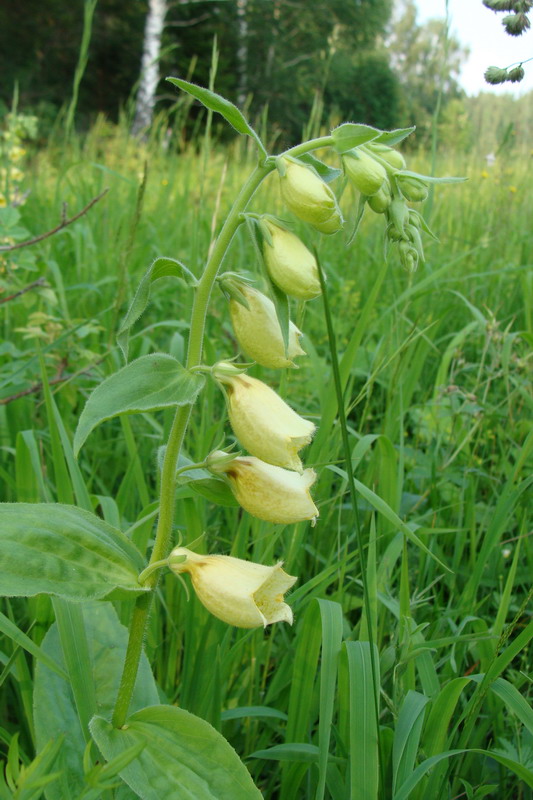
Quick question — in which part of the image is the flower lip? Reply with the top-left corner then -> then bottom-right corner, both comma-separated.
169,547 -> 297,628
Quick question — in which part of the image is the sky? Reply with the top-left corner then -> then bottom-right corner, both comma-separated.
413,0 -> 533,95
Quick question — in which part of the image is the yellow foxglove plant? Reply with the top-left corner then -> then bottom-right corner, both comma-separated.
47,79 -> 464,796
277,156 -> 343,234
228,284 -> 306,369
169,547 -> 297,628
213,364 -> 315,472
262,219 -> 321,300
208,451 -> 318,524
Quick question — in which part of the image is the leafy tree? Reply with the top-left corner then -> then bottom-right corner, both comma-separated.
387,0 -> 468,140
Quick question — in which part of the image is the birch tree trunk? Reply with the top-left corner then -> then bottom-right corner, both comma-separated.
132,0 -> 168,136
236,0 -> 248,108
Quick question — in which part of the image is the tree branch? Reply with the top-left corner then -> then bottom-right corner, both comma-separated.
0,188 -> 109,253
0,278 -> 47,306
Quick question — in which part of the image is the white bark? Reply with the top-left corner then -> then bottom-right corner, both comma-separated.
236,0 -> 248,107
132,0 -> 168,135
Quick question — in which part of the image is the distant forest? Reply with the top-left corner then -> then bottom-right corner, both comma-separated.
0,0 -> 531,149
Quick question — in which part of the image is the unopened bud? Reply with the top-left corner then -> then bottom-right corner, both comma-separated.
343,149 -> 387,195
397,175 -> 429,203
502,12 -> 531,34
229,285 -> 306,369
508,65 -> 525,82
367,142 -> 406,170
263,220 -> 321,300
368,182 -> 392,214
484,66 -> 509,84
278,157 -> 343,235
399,240 -> 419,273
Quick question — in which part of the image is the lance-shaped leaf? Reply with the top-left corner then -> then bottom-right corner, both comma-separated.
90,705 -> 263,800
0,503 -> 146,600
74,354 -> 205,455
374,126 -> 416,146
167,77 -> 267,157
396,169 -> 468,185
118,256 -> 197,360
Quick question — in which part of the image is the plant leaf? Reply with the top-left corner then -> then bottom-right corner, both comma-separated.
331,123 -> 382,153
0,503 -> 146,600
167,77 -> 267,157
374,126 -> 416,146
90,705 -> 263,799
118,257 -> 197,361
298,153 -> 342,184
74,354 -> 205,455
34,602 -> 159,800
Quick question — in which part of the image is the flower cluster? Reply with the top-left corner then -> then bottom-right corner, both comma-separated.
174,157 -> 345,629
343,141 -> 440,273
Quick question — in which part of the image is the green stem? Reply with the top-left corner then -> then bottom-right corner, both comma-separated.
112,161 -> 272,728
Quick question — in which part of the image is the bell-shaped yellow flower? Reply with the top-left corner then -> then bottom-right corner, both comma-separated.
215,370 -> 315,472
263,220 -> 321,300
229,285 -> 306,369
278,157 -> 343,235
170,547 -> 297,628
210,451 -> 318,524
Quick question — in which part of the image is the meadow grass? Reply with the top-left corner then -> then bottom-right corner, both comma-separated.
0,117 -> 532,799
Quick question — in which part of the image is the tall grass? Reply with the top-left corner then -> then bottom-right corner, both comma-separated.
0,113 -> 532,799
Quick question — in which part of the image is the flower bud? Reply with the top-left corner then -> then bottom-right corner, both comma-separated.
343,149 -> 387,195
170,547 -> 297,628
399,240 -> 419,273
397,176 -> 429,203
209,451 -> 318,524
502,12 -> 531,34
508,65 -> 525,82
484,66 -> 509,84
229,285 -> 305,369
367,182 -> 392,214
263,220 -> 321,300
278,157 -> 343,235
367,142 -> 406,170
214,369 -> 315,472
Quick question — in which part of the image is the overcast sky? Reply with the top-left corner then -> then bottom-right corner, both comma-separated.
413,0 -> 533,95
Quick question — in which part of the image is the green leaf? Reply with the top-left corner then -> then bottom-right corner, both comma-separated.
167,77 -> 267,157
374,126 -> 416,146
392,690 -> 430,794
331,123 -> 382,153
341,641 -> 380,800
74,354 -> 205,455
298,153 -> 342,184
117,257 -> 197,361
176,455 -> 238,507
0,503 -> 146,600
90,705 -> 263,799
249,743 -> 322,763
396,169 -> 467,185
34,602 -> 159,800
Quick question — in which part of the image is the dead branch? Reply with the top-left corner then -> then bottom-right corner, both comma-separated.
0,357 -> 105,406
0,188 -> 110,253
0,277 -> 47,306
